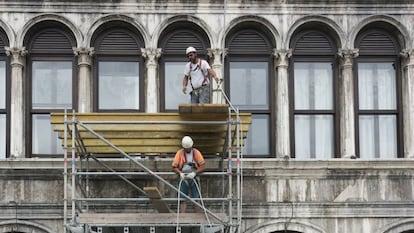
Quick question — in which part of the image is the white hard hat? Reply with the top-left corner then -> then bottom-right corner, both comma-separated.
186,46 -> 197,55
182,136 -> 194,149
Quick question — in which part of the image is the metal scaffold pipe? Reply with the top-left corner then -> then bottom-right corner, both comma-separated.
76,120 -> 227,226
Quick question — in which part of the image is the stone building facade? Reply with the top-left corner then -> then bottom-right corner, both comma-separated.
0,0 -> 414,233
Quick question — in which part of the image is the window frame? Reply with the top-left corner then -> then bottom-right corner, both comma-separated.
354,56 -> 403,158
92,26 -> 145,112
289,56 -> 339,158
225,55 -> 275,157
0,55 -> 10,158
158,27 -> 210,112
93,56 -> 144,112
27,55 -> 77,157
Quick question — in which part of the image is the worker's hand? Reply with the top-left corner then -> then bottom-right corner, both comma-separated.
182,86 -> 187,94
214,77 -> 219,84
186,172 -> 196,179
179,172 -> 186,180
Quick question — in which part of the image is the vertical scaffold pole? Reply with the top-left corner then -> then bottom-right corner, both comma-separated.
227,107 -> 233,233
236,108 -> 241,233
71,110 -> 76,222
63,109 -> 68,231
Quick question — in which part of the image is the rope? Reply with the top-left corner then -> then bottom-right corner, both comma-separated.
176,179 -> 183,233
194,177 -> 212,227
176,176 -> 213,233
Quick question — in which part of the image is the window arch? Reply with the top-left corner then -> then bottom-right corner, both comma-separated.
0,28 -> 9,158
354,26 -> 402,158
225,22 -> 275,157
289,27 -> 339,159
91,22 -> 145,112
24,21 -> 77,157
158,22 -> 211,111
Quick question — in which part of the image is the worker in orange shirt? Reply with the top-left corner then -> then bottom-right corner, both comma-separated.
172,136 -> 206,213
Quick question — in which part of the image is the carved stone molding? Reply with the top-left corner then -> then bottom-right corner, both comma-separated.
5,47 -> 27,67
400,49 -> 414,67
337,49 -> 359,67
141,48 -> 162,67
273,49 -> 292,68
73,47 -> 95,66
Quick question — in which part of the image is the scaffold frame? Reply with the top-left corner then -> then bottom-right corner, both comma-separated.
61,103 -> 245,233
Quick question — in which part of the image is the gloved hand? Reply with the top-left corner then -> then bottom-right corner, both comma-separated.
186,171 -> 196,179
179,172 -> 186,180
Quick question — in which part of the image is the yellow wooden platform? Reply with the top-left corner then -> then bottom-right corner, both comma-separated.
50,104 -> 251,156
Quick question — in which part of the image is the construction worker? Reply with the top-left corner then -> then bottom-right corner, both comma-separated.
182,46 -> 219,104
172,136 -> 206,213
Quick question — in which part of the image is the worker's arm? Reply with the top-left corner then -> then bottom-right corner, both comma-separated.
182,75 -> 189,94
173,167 -> 181,174
195,164 -> 205,175
208,68 -> 219,83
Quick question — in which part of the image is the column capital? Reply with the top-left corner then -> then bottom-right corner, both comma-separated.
5,47 -> 27,67
141,48 -> 162,67
273,49 -> 292,68
207,48 -> 227,59
337,49 -> 359,67
400,49 -> 414,66
73,47 -> 95,66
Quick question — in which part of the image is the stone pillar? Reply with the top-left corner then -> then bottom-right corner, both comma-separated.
208,48 -> 226,104
5,47 -> 27,158
74,47 -> 94,113
274,49 -> 291,158
400,49 -> 414,158
337,49 -> 358,158
141,48 -> 161,113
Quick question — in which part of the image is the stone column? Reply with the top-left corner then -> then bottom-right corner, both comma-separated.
337,49 -> 358,158
74,47 -> 94,113
141,48 -> 161,113
400,49 -> 414,158
274,49 -> 291,158
208,48 -> 226,104
5,47 -> 27,158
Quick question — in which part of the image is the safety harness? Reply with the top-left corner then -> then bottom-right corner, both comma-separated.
189,58 -> 209,90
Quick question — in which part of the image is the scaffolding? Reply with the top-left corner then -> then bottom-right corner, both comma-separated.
56,103 -> 249,233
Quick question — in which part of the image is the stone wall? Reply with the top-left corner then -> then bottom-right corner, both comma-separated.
1,159 -> 414,233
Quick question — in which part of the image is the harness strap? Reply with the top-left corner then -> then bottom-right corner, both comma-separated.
189,59 -> 208,88
180,148 -> 197,168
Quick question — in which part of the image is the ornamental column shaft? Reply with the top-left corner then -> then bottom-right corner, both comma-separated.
401,50 -> 414,158
274,49 -> 291,158
6,47 -> 27,158
142,48 -> 161,113
337,49 -> 358,158
208,48 -> 226,104
74,47 -> 94,113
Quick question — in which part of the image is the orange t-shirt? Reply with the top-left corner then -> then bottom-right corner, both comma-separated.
172,148 -> 205,170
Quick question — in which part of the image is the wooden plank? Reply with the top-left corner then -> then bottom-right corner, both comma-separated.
144,186 -> 172,213
63,146 -> 225,154
179,103 -> 229,114
78,213 -> 227,225
51,111 -> 250,123
50,112 -> 251,155
58,131 -> 229,139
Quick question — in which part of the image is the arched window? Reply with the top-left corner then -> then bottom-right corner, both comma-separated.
25,22 -> 77,157
0,28 -> 9,158
91,22 -> 145,111
354,26 -> 402,158
225,23 -> 275,157
159,22 -> 210,111
290,27 -> 339,159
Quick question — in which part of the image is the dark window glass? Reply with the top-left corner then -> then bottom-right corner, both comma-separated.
26,25 -> 76,156
226,26 -> 274,157
355,27 -> 401,158
290,29 -> 338,159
